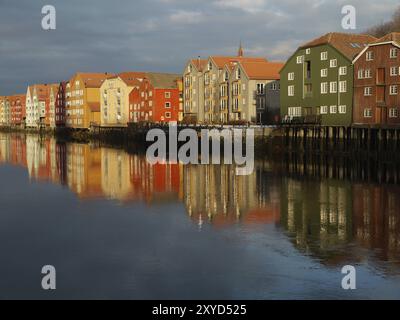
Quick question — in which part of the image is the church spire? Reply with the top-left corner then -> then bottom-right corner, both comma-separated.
238,41 -> 244,57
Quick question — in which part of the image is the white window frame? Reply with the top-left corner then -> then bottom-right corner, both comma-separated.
390,48 -> 398,58
288,72 -> 295,81
364,87 -> 372,96
321,82 -> 328,94
321,52 -> 328,61
288,85 -> 295,97
390,85 -> 398,95
366,51 -> 374,61
390,66 -> 398,76
321,69 -> 328,78
330,105 -> 337,114
330,82 -> 337,93
330,59 -> 337,68
364,108 -> 373,118
296,56 -> 304,64
339,81 -> 347,93
339,105 -> 347,114
389,108 -> 398,118
320,106 -> 328,114
339,66 -> 347,76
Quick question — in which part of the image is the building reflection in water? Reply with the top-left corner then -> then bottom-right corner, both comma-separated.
1,133 -> 399,270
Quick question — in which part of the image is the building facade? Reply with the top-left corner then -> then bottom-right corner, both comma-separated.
10,94 -> 26,127
25,84 -> 52,128
183,59 -> 207,123
280,32 -> 376,126
129,73 -> 181,123
183,46 -> 280,124
66,73 -> 115,129
100,72 -> 145,127
353,32 -> 400,126
0,96 -> 10,126
55,82 -> 67,127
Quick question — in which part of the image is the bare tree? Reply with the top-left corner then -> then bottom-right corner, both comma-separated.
366,6 -> 400,37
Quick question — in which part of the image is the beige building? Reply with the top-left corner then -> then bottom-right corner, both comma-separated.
100,72 -> 145,127
183,46 -> 284,124
0,96 -> 9,126
183,58 -> 207,123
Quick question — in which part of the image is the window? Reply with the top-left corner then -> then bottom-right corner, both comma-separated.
390,85 -> 398,95
330,81 -> 337,93
288,107 -> 302,117
306,48 -> 311,55
365,69 -> 372,78
321,52 -> 328,61
390,67 -> 398,76
321,82 -> 328,94
288,85 -> 295,96
390,48 -> 398,58
366,51 -> 374,61
165,92 -> 171,98
296,56 -> 304,64
339,81 -> 347,93
321,69 -> 328,77
271,83 -> 278,90
165,112 -> 171,118
339,105 -> 347,114
364,87 -> 372,96
364,108 -> 372,118
236,68 -> 241,80
358,69 -> 364,79
305,84 -> 312,94
330,105 -> 337,114
330,59 -> 337,68
165,102 -> 171,108
389,108 -> 399,118
320,105 -> 328,114
288,72 -> 295,81
208,61 -> 213,71
339,66 -> 347,76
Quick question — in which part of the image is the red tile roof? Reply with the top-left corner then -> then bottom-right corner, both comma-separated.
190,59 -> 208,72
76,73 -> 116,88
300,32 -> 377,60
240,61 -> 284,80
211,56 -> 268,69
373,32 -> 400,45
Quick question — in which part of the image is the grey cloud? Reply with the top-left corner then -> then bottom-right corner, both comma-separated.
0,0 -> 398,95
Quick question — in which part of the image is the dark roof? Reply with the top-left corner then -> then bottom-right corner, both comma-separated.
144,73 -> 181,89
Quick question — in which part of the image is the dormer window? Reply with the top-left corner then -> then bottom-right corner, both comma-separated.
224,71 -> 229,81
236,68 -> 241,80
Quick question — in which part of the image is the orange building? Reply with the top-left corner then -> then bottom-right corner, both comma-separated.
66,72 -> 115,129
129,73 -> 182,123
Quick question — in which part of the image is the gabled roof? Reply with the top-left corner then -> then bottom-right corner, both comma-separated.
117,72 -> 146,86
33,84 -> 51,100
372,32 -> 400,45
190,59 -> 208,72
76,72 -> 116,88
144,73 -> 181,89
239,61 -> 284,80
210,56 -> 268,69
300,32 -> 377,60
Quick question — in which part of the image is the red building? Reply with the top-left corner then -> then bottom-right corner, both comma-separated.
129,73 -> 181,123
353,32 -> 400,126
9,94 -> 26,127
56,82 -> 67,127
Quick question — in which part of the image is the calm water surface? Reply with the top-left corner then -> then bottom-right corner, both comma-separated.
0,133 -> 399,299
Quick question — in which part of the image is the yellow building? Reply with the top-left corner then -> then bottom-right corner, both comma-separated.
100,72 -> 145,127
66,72 -> 115,129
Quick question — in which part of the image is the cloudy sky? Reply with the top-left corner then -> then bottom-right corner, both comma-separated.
0,0 -> 398,95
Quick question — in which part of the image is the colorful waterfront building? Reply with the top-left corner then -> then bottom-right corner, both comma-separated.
65,73 -> 115,129
9,94 -> 26,127
25,84 -> 52,128
129,73 -> 182,123
182,58 -> 207,123
100,72 -> 145,127
280,32 -> 376,126
55,81 -> 67,127
353,32 -> 400,126
49,84 -> 61,128
183,45 -> 282,124
0,96 -> 8,126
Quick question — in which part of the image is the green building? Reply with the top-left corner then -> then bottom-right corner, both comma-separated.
280,32 -> 376,126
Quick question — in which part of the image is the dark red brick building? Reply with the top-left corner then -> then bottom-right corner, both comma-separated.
353,32 -> 400,126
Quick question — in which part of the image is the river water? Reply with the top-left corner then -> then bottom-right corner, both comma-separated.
0,133 -> 399,299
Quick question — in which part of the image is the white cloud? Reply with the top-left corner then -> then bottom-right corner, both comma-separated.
169,10 -> 205,24
213,0 -> 267,13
